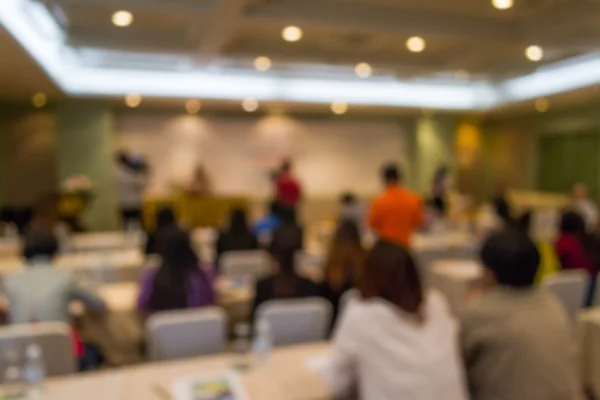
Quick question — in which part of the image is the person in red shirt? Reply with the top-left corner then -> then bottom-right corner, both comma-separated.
276,159 -> 302,207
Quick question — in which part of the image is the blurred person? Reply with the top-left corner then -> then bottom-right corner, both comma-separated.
251,248 -> 319,321
5,231 -> 107,324
186,164 -> 213,196
555,211 -> 599,305
138,228 -> 215,313
326,240 -> 467,400
320,220 -> 365,327
461,229 -> 581,400
491,184 -> 513,225
275,159 -> 302,208
144,207 -> 177,255
571,182 -> 598,230
431,166 -> 450,215
115,151 -> 148,229
252,200 -> 281,236
269,206 -> 303,256
215,208 -> 259,273
368,163 -> 424,247
338,192 -> 365,229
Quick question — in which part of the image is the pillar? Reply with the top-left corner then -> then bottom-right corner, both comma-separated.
56,100 -> 119,230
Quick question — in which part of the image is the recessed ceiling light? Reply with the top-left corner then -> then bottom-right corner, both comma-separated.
406,36 -> 426,53
282,26 -> 303,42
525,45 -> 543,62
254,56 -> 272,72
242,98 -> 259,112
112,10 -> 133,27
355,62 -> 372,78
491,0 -> 513,10
125,93 -> 141,108
31,92 -> 47,108
331,102 -> 348,115
535,98 -> 549,112
185,99 -> 201,114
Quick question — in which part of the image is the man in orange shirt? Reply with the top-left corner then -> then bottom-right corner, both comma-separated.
368,163 -> 424,248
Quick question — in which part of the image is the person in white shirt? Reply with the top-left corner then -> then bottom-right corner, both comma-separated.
572,182 -> 598,231
326,240 -> 468,400
115,152 -> 148,229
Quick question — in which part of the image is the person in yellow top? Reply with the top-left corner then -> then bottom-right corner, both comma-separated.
368,163 -> 424,248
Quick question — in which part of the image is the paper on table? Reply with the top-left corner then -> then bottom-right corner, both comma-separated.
171,371 -> 247,400
305,354 -> 332,381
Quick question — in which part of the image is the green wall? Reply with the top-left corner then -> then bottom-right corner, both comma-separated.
56,101 -> 119,230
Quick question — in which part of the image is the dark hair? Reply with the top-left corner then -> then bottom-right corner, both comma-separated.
381,163 -> 401,184
281,159 -> 292,173
23,231 -> 59,261
278,206 -> 297,225
149,228 -> 202,311
359,240 -> 423,316
228,208 -> 250,236
516,211 -> 532,233
271,248 -> 302,298
155,207 -> 176,231
433,166 -> 449,184
269,200 -> 281,216
325,220 -> 364,288
340,192 -> 356,206
480,229 -> 540,288
560,211 -> 586,235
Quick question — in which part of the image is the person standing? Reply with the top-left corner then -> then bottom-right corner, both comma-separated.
368,163 -> 424,248
115,152 -> 147,229
571,182 -> 598,231
275,159 -> 302,208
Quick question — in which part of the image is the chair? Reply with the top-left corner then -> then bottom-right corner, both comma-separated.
220,250 -> 271,278
0,322 -> 75,380
146,307 -> 227,361
256,298 -> 332,346
339,289 -> 359,319
542,270 -> 588,322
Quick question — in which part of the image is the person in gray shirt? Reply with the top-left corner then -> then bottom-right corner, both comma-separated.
4,231 -> 106,324
461,229 -> 582,400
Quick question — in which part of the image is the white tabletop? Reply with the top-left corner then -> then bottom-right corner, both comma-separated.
68,232 -> 144,252
43,343 -> 331,400
428,259 -> 483,314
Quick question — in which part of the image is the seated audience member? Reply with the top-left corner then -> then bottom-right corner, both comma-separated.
216,208 -> 259,272
339,192 -> 365,228
555,211 -> 599,305
144,207 -> 177,255
491,185 -> 513,225
5,231 -> 106,324
461,230 -> 581,400
138,228 -> 215,313
320,220 -> 364,325
252,200 -> 281,236
251,248 -> 319,320
269,206 -> 303,256
327,241 -> 468,400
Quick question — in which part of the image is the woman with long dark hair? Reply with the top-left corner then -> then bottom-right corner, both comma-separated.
555,211 -> 600,306
138,228 -> 215,312
215,208 -> 258,272
326,240 -> 467,400
320,220 -> 364,325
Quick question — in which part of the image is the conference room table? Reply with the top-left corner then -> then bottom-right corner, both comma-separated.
427,259 -> 483,313
67,231 -> 145,253
43,342 -> 331,400
0,249 -> 145,283
77,277 -> 254,366
578,308 -> 600,396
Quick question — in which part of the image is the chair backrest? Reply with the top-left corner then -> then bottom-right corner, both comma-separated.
0,322 -> 75,380
542,270 -> 588,322
146,307 -> 227,361
220,250 -> 271,278
339,289 -> 359,318
256,298 -> 332,347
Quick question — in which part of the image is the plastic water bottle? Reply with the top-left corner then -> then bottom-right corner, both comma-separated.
2,350 -> 25,399
232,323 -> 251,372
23,344 -> 45,399
252,318 -> 273,365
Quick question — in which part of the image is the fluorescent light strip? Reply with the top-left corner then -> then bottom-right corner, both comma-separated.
2,0 -> 600,110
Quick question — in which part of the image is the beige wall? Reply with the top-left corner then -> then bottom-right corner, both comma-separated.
114,112 -> 409,199
0,111 -> 57,205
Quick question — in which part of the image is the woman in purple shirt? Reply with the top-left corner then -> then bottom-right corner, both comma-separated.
138,227 -> 215,312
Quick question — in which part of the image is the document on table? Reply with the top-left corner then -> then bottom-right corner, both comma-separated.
171,371 -> 247,400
